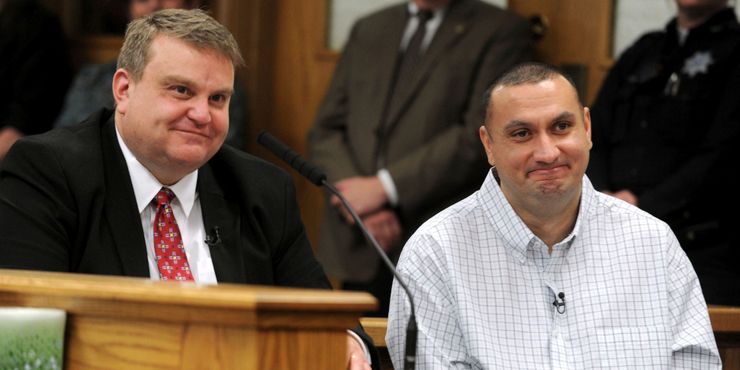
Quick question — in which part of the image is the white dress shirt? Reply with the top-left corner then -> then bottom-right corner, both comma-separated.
400,2 -> 447,52
387,170 -> 721,369
116,128 -> 371,361
116,128 -> 218,284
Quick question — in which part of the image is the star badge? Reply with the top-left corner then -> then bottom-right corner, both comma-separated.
682,51 -> 713,77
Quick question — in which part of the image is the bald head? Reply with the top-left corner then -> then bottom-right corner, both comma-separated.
483,63 -> 581,128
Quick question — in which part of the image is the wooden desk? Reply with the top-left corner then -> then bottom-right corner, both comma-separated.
711,305 -> 740,369
362,306 -> 740,370
0,269 -> 376,370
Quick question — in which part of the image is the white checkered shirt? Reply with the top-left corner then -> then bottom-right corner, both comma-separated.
387,171 -> 721,369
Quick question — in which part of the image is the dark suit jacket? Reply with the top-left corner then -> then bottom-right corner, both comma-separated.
0,109 -> 329,288
0,109 -> 381,367
308,0 -> 531,281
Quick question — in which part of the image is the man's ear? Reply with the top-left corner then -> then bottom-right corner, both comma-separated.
479,125 -> 496,167
583,106 -> 593,150
112,68 -> 132,114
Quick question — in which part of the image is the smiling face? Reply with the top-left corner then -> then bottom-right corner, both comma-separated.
480,76 -> 592,212
113,35 -> 233,185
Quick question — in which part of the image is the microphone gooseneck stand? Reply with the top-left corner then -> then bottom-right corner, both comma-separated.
256,130 -> 418,369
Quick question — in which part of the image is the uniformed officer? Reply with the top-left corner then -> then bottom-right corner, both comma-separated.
588,0 -> 740,305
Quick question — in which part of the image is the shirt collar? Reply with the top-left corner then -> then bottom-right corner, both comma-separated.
479,170 -> 595,263
115,126 -> 198,216
407,1 -> 447,19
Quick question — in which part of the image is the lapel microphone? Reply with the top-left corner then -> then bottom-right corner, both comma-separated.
204,226 -> 221,246
258,130 -> 419,370
553,292 -> 566,314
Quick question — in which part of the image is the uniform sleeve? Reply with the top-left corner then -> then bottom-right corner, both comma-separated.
639,53 -> 740,217
387,233 -> 472,369
587,39 -> 646,191
665,228 -> 722,369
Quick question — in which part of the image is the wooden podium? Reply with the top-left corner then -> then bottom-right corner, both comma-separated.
0,269 -> 376,370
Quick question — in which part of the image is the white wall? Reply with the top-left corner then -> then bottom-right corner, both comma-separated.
327,0 -> 507,50
328,1 -> 740,57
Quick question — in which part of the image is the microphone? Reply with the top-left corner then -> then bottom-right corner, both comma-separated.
204,226 -> 221,246
552,292 -> 565,314
256,130 -> 326,186
257,130 -> 419,370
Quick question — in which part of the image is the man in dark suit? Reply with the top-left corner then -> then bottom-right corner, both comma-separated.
308,0 -> 531,314
0,9 -> 373,370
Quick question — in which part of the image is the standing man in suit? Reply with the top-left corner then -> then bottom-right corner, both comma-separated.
308,0 -> 531,314
0,9 -> 373,369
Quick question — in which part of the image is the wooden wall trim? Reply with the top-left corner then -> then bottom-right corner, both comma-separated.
508,0 -> 615,105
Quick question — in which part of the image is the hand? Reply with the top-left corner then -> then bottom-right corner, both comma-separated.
330,176 -> 388,224
0,126 -> 23,161
604,189 -> 638,206
364,209 -> 403,253
346,334 -> 372,370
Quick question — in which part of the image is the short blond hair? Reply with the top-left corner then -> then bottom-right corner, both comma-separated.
118,8 -> 244,81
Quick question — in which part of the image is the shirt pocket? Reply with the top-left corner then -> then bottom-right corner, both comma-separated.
592,326 -> 670,369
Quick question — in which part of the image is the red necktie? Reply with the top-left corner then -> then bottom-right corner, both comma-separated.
153,188 -> 194,281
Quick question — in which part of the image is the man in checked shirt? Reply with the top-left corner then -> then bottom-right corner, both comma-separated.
387,62 -> 721,369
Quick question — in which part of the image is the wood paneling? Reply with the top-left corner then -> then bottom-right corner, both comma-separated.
257,0 -> 339,246
508,0 -> 614,105
207,0 -> 338,246
0,269 -> 376,370
211,0 -> 277,149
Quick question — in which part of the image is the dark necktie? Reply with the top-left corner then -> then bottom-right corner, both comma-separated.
396,10 -> 434,85
377,10 -> 434,168
153,188 -> 194,282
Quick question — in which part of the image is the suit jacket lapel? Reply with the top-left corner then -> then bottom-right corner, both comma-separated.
385,0 -> 473,129
197,163 -> 244,283
100,114 -> 150,277
369,5 -> 409,135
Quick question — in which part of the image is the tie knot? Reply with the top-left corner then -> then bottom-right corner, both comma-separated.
417,10 -> 433,24
155,188 -> 175,207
